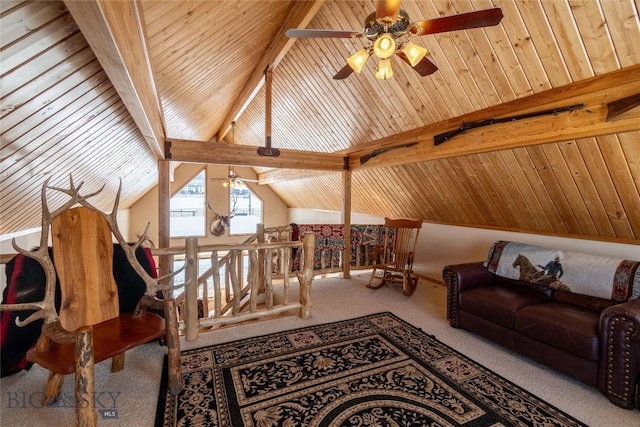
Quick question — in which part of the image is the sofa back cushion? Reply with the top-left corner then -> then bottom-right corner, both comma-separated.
484,240 -> 640,302
495,276 -> 553,298
551,290 -> 618,312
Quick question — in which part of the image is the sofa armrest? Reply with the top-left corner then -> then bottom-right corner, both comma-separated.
443,262 -> 494,327
443,262 -> 495,292
599,299 -> 640,409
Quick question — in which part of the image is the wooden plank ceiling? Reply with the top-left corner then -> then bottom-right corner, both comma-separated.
1,1 -> 639,244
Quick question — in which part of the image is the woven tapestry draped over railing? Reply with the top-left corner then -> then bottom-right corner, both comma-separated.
289,223 -> 390,273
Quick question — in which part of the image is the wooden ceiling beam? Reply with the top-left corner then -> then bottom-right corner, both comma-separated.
63,0 -> 165,158
256,64 -> 640,183
346,64 -> 640,170
166,139 -> 345,171
258,169 -> 339,185
216,0 -> 325,142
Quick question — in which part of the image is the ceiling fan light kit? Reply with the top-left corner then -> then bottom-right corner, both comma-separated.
213,167 -> 259,187
222,179 -> 244,189
376,58 -> 394,80
373,33 -> 396,59
401,42 -> 428,67
286,2 -> 503,80
347,48 -> 372,73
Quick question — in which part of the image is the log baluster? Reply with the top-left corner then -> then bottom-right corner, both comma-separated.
184,237 -> 199,341
212,251 -> 221,318
298,232 -> 315,319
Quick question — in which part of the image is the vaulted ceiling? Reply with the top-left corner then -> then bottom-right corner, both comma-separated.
1,1 -> 639,243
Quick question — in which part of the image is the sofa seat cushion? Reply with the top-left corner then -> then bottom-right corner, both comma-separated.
515,302 -> 600,361
459,284 -> 549,329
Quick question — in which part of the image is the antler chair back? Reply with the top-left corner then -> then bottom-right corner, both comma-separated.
367,217 -> 422,296
0,177 -> 183,427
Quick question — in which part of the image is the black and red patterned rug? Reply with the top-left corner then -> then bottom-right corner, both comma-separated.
156,312 -> 586,427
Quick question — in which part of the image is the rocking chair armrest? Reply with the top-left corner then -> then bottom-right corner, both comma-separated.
371,246 -> 384,265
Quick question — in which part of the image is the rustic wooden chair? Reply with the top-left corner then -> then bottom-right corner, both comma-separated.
367,217 -> 422,296
0,178 -> 183,426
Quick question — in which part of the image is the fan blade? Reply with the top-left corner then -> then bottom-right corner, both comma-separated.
376,0 -> 401,19
396,52 -> 438,76
412,8 -> 503,36
333,64 -> 355,80
285,28 -> 361,39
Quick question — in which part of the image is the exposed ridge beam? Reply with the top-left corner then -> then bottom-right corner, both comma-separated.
259,169 -> 338,185
346,64 -> 640,170
166,139 -> 345,171
216,0 -> 325,142
64,0 -> 165,158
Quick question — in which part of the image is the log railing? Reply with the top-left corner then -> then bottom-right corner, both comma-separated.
0,223 -> 382,341
151,231 -> 314,340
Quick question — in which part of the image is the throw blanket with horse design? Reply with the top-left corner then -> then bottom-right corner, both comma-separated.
484,241 -> 640,302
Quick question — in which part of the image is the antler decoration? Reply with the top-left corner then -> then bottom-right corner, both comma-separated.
0,176 -> 185,329
207,196 -> 238,237
0,177 -> 83,326
104,180 -> 186,294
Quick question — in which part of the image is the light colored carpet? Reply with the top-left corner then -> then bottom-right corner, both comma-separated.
1,274 -> 638,426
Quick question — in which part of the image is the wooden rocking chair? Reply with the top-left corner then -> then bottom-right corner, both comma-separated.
367,217 -> 422,296
0,178 -> 183,426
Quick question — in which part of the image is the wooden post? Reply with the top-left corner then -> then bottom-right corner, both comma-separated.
164,298 -> 183,395
184,236 -> 198,341
212,250 -> 221,318
264,250 -> 273,309
237,251 -> 244,292
298,232 -> 315,319
249,249 -> 259,312
265,69 -> 272,147
283,248 -> 290,304
230,250 -> 241,314
158,160 -> 171,289
75,326 -> 96,427
201,275 -> 209,319
342,170 -> 352,278
257,223 -> 265,292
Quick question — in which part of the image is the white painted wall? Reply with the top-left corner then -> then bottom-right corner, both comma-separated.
289,209 -> 640,281
414,222 -> 639,280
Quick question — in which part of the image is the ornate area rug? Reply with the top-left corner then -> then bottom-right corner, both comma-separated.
156,313 -> 586,426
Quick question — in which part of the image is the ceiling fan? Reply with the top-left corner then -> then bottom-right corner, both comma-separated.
211,167 -> 258,188
285,0 -> 503,80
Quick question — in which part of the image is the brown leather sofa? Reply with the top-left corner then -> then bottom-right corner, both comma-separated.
444,261 -> 640,410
